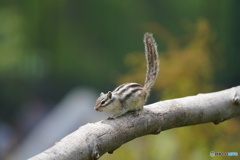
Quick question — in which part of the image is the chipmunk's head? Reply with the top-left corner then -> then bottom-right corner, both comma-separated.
94,91 -> 117,112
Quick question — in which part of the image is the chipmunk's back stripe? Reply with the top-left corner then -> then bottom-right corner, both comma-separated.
122,88 -> 142,102
114,83 -> 126,92
114,83 -> 141,92
117,83 -> 141,96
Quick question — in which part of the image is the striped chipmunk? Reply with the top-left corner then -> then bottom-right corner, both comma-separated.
94,33 -> 159,119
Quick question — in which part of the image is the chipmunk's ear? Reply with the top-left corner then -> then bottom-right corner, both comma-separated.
100,92 -> 104,96
107,91 -> 112,99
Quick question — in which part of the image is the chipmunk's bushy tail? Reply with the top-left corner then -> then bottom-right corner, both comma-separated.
143,33 -> 159,96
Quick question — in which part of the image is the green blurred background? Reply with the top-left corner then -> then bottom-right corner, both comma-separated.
0,0 -> 240,160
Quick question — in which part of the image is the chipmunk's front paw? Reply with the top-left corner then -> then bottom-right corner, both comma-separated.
133,110 -> 142,117
107,117 -> 114,120
133,112 -> 140,116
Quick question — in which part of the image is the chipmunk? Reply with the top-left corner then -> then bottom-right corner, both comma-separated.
94,33 -> 159,119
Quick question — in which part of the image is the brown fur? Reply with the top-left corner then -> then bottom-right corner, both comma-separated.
143,33 -> 159,99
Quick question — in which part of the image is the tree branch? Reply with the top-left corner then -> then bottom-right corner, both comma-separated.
29,86 -> 240,160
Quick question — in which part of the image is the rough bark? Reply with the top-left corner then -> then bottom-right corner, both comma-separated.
29,86 -> 240,160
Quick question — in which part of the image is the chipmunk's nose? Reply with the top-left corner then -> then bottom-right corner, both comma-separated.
94,107 -> 102,112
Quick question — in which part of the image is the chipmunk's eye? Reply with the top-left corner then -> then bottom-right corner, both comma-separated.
101,100 -> 105,105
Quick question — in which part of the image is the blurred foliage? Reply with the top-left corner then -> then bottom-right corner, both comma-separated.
0,0 -> 239,159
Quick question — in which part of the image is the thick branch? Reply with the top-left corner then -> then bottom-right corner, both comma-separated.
29,86 -> 240,160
